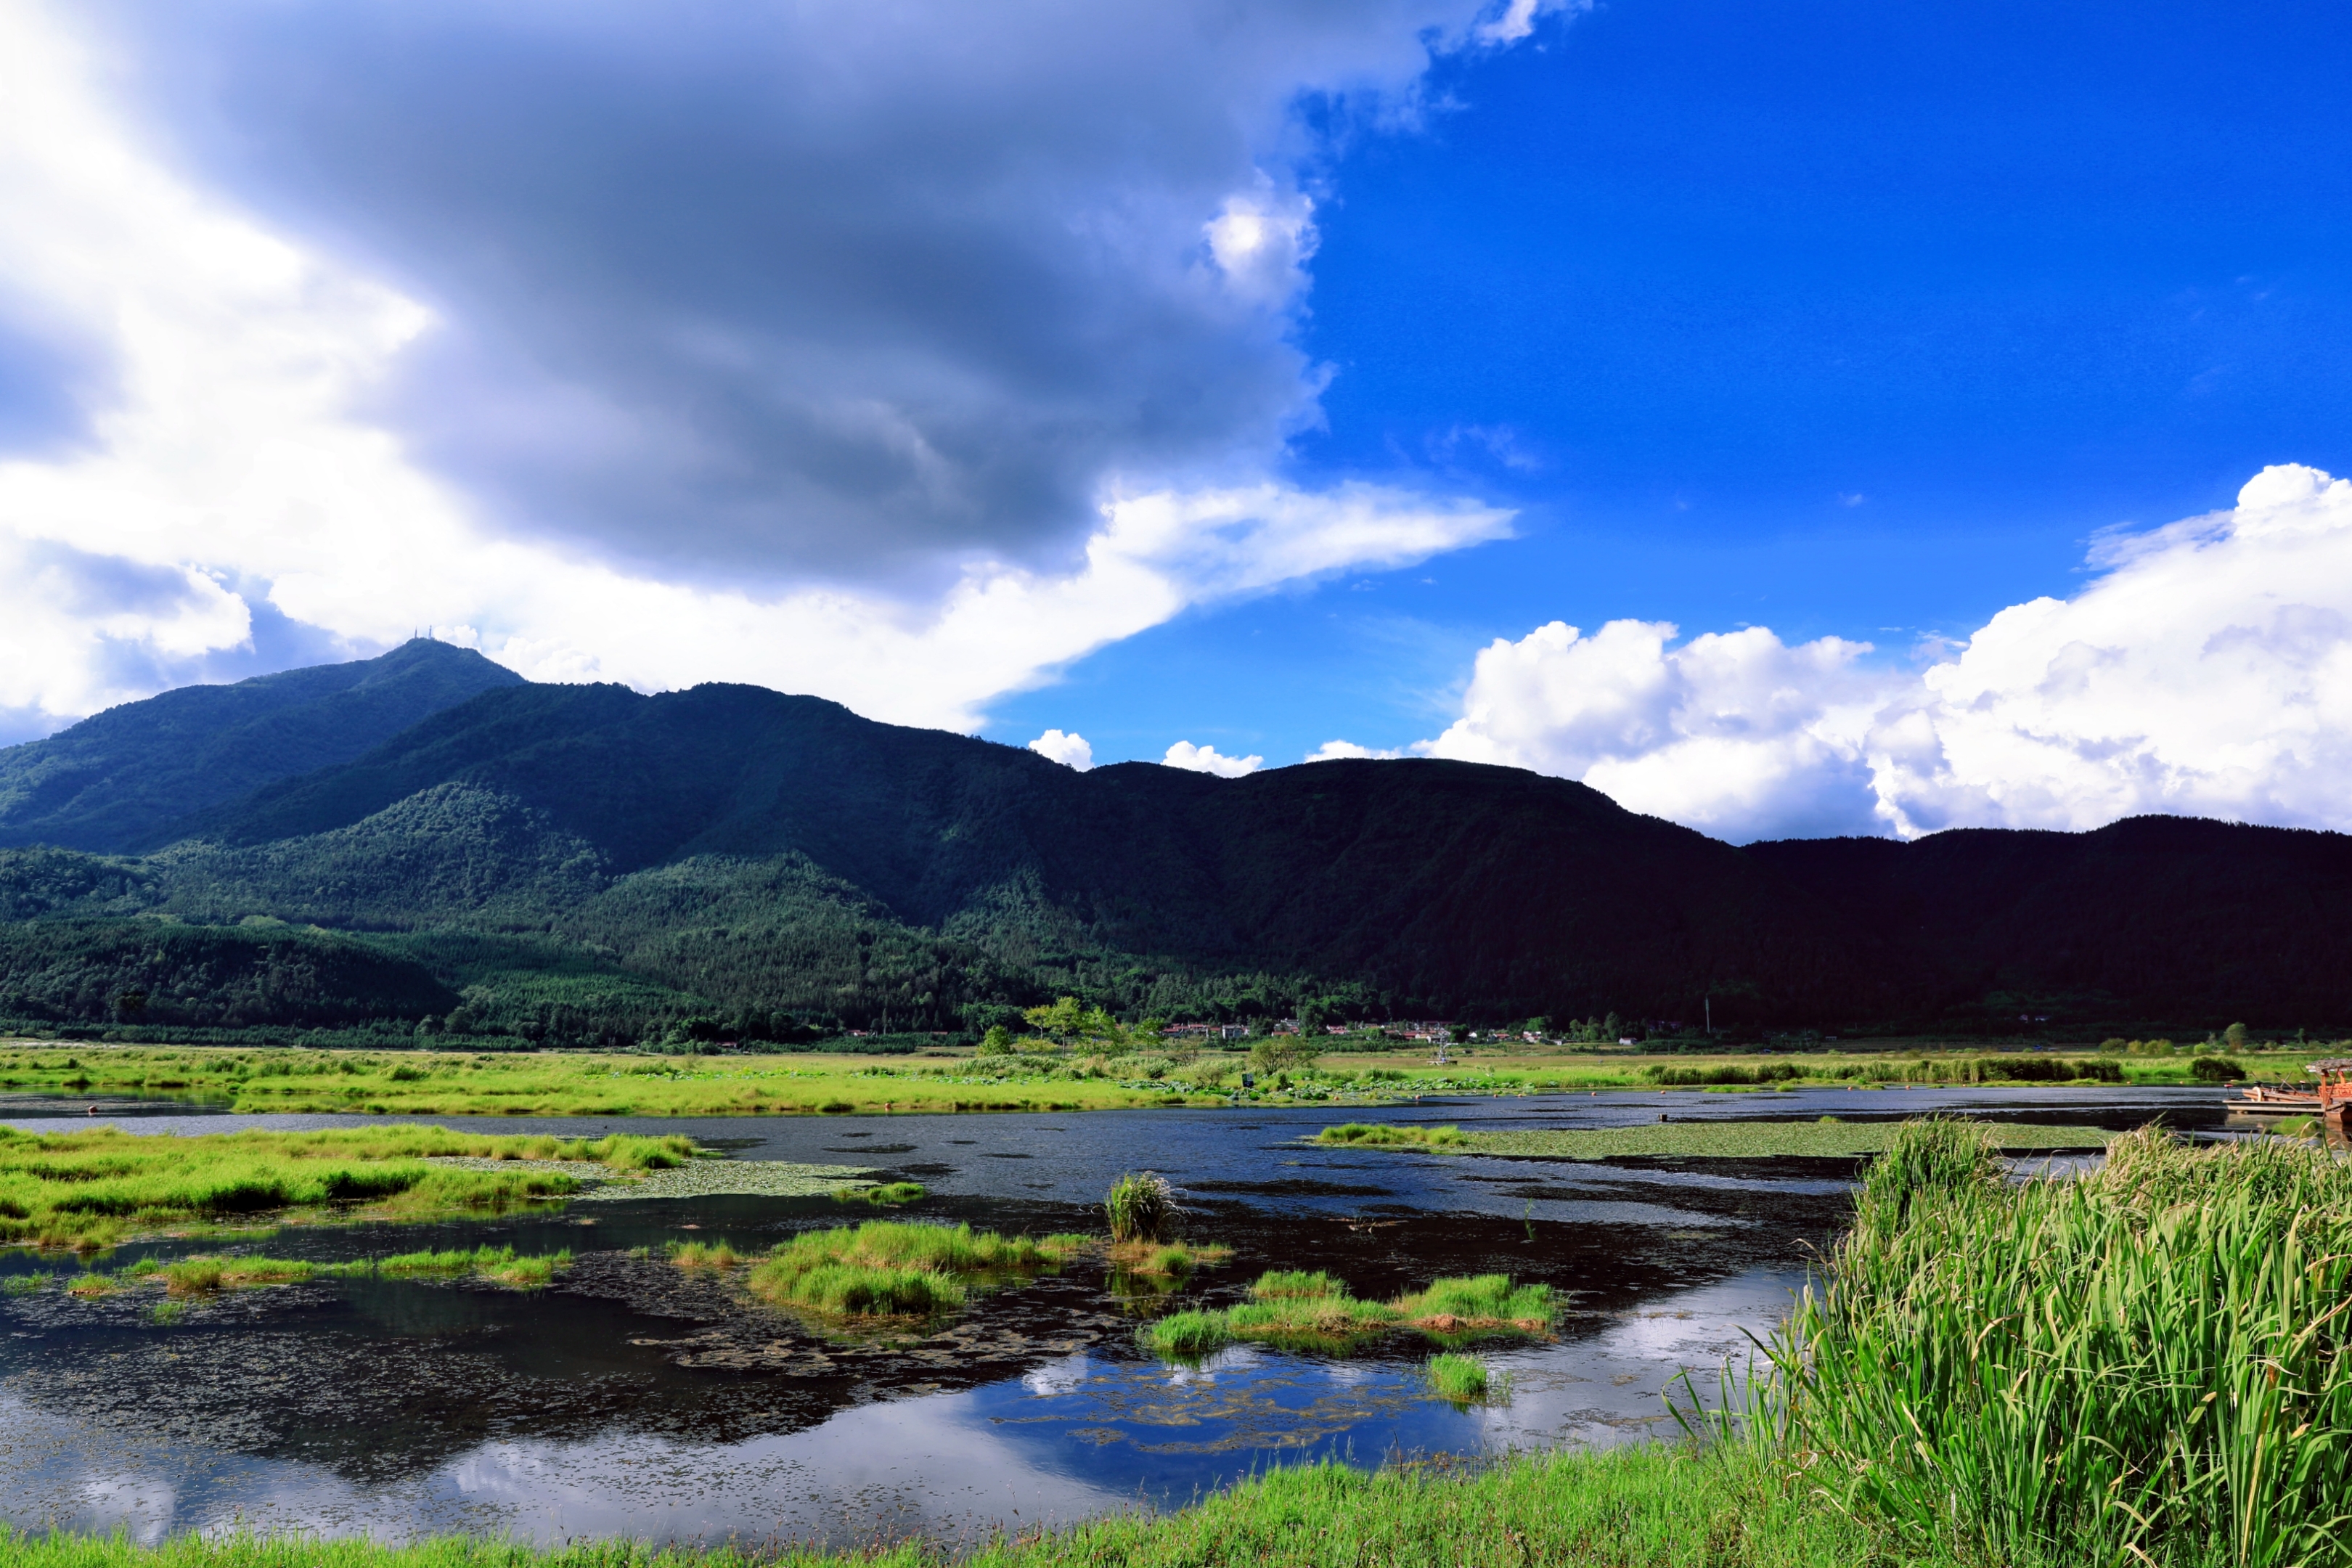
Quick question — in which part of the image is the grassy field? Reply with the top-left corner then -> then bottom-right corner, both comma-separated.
1316,1117 -> 2120,1159
0,1039 -> 2312,1121
0,1124 -> 695,1249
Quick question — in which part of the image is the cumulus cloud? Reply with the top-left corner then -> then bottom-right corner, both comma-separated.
0,0 -> 1522,735
1164,740 -> 1263,777
1422,465 -> 2352,842
1027,729 -> 1093,771
1306,739 -> 1404,761
1873,463 -> 2352,836
1423,620 -> 1891,840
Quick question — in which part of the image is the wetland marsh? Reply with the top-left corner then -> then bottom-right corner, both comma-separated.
0,1082 -> 2247,1554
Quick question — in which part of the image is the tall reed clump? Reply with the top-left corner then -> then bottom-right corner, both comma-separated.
1760,1119 -> 2352,1568
1104,1171 -> 1175,1243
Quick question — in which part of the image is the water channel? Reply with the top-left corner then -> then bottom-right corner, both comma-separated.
0,1085 -> 2231,1550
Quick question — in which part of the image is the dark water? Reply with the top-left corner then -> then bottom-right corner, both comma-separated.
0,1085 -> 2231,1548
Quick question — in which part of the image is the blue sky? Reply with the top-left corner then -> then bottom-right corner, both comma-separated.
4,0 -> 2351,841
989,0 -> 2352,767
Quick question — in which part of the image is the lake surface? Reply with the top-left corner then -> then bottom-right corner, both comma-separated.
0,1085 -> 2231,1549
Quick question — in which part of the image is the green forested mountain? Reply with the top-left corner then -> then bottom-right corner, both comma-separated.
0,640 -> 523,853
0,651 -> 2345,1045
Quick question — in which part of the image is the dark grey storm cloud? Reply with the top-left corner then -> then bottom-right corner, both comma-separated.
81,0 -> 1508,592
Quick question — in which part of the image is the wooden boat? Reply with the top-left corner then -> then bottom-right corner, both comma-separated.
2314,1060 -> 2352,1127
2231,1082 -> 2323,1114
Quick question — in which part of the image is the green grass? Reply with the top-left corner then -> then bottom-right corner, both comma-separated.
1313,1122 -> 1468,1148
0,1041 -> 2324,1124
1106,1239 -> 1233,1277
1143,1267 -> 1556,1359
23,1246 -> 573,1298
740,1220 -> 1084,1320
1250,1268 -> 1343,1298
359,1245 -> 573,1289
1103,1170 -> 1175,1242
832,1181 -> 926,1206
666,1239 -> 745,1270
1326,1117 -> 2117,1161
1424,1352 -> 1493,1403
1728,1119 -> 2352,1567
0,1124 -> 697,1250
160,1255 -> 314,1294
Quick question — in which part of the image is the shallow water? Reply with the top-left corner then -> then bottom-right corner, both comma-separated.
0,1085 -> 2231,1548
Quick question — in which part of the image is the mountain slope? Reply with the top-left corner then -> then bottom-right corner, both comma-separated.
168,682 -> 1865,1021
4,649 -> 2348,1040
1749,818 -> 2352,1026
0,640 -> 525,854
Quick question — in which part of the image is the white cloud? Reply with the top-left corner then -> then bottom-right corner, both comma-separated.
1026,729 -> 1093,770
1872,463 -> 2352,836
1422,619 -> 1892,840
1421,464 -> 2352,841
1163,740 -> 1263,777
0,0 -> 1518,736
1306,739 -> 1403,761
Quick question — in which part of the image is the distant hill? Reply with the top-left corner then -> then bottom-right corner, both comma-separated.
0,650 -> 2345,1045
0,640 -> 524,853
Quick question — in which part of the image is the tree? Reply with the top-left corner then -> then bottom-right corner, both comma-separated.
1023,996 -> 1084,1042
1252,1034 -> 1320,1074
2223,1021 -> 2248,1051
977,1024 -> 1016,1055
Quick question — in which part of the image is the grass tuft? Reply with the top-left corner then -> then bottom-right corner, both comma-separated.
1107,1238 -> 1233,1277
1424,1352 -> 1493,1403
1103,1171 -> 1175,1242
741,1220 -> 1079,1320
1313,1123 -> 1466,1148
1143,1268 -> 1557,1360
666,1239 -> 744,1270
832,1181 -> 926,1206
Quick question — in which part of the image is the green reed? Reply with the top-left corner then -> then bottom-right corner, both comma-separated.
1751,1121 -> 2352,1568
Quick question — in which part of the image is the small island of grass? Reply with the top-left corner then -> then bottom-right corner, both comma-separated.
1145,1267 -> 1554,1360
0,1124 -> 703,1251
661,1218 -> 1089,1322
1317,1117 -> 2117,1160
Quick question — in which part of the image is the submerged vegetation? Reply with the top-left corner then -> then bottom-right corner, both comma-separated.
1143,1267 -> 1555,1360
1324,1118 -> 2120,1160
0,1124 -> 697,1250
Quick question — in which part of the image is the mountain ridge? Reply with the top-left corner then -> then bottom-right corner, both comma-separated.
0,640 -> 525,854
0,649 -> 2343,1042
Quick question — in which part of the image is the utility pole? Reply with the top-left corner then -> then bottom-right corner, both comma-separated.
1704,997 -> 1712,1037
